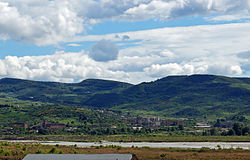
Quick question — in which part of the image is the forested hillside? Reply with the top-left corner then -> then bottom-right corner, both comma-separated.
0,74 -> 249,119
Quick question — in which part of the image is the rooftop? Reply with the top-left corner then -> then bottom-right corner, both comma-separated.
23,154 -> 133,160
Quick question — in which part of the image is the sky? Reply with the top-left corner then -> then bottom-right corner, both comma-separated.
0,0 -> 250,84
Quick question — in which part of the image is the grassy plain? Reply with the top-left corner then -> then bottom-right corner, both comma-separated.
1,135 -> 250,142
0,142 -> 250,160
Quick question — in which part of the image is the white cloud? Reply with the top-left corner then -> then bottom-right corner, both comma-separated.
0,51 -> 129,83
160,50 -> 176,59
121,0 -> 250,21
0,0 -> 249,83
207,13 -> 250,22
144,63 -> 191,77
76,22 -> 250,81
230,65 -> 243,75
0,0 -> 250,45
0,50 -> 247,84
144,61 -> 243,78
67,43 -> 81,47
0,1 -> 84,46
80,22 -> 250,60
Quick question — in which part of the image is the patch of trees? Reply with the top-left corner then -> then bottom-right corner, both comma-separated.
0,104 -> 12,108
226,123 -> 250,136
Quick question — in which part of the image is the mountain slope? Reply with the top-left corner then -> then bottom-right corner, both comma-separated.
82,75 -> 250,118
0,78 -> 132,106
0,75 -> 249,118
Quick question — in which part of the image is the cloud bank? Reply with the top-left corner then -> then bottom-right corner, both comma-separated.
0,1 -> 249,83
0,22 -> 249,84
0,0 -> 249,45
0,51 -> 129,83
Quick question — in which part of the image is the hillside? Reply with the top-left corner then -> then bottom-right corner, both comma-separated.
85,75 -> 250,118
0,75 -> 249,119
0,78 -> 132,106
110,75 -> 250,118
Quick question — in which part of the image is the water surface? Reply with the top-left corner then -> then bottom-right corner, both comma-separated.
3,140 -> 250,149
41,141 -> 250,149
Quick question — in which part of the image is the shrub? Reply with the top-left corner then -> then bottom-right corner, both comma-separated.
73,149 -> 78,154
142,146 -> 150,149
199,147 -> 210,152
0,149 -> 4,154
216,145 -> 222,150
35,150 -> 42,154
160,153 -> 166,157
117,146 -> 121,150
236,147 -> 243,151
16,144 -> 21,148
49,147 -> 57,153
22,146 -> 27,151
4,150 -> 11,156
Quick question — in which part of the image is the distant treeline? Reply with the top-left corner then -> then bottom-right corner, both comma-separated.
0,104 -> 12,108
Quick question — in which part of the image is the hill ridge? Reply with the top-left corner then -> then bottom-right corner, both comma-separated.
0,74 -> 249,118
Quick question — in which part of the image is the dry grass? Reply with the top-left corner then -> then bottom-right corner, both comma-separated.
0,142 -> 250,160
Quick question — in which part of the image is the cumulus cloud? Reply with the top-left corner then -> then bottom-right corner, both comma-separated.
144,63 -> 194,77
79,22 -> 250,80
0,1 -> 85,46
71,0 -> 250,21
144,62 -> 243,78
0,51 -> 129,83
0,1 -> 250,83
82,22 -> 250,62
89,39 -> 119,62
0,0 -> 250,45
207,64 -> 243,75
121,0 -> 250,21
0,50 -> 247,84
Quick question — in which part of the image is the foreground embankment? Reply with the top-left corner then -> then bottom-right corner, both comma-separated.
0,142 -> 250,160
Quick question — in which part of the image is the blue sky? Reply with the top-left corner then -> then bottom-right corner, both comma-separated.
0,0 -> 250,83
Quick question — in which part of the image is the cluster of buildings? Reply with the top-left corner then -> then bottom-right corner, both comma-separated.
0,121 -> 67,135
42,121 -> 66,130
10,121 -> 66,130
98,109 -> 187,129
4,110 -> 188,135
126,116 -> 186,129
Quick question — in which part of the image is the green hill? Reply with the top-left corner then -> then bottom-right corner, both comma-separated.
81,75 -> 250,118
0,75 -> 249,119
0,78 -> 132,106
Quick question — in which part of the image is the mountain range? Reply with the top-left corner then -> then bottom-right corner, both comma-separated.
0,74 -> 249,119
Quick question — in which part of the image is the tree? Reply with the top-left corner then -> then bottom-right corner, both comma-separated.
178,124 -> 184,130
210,128 -> 218,136
232,123 -> 242,136
227,129 -> 235,136
242,127 -> 249,136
